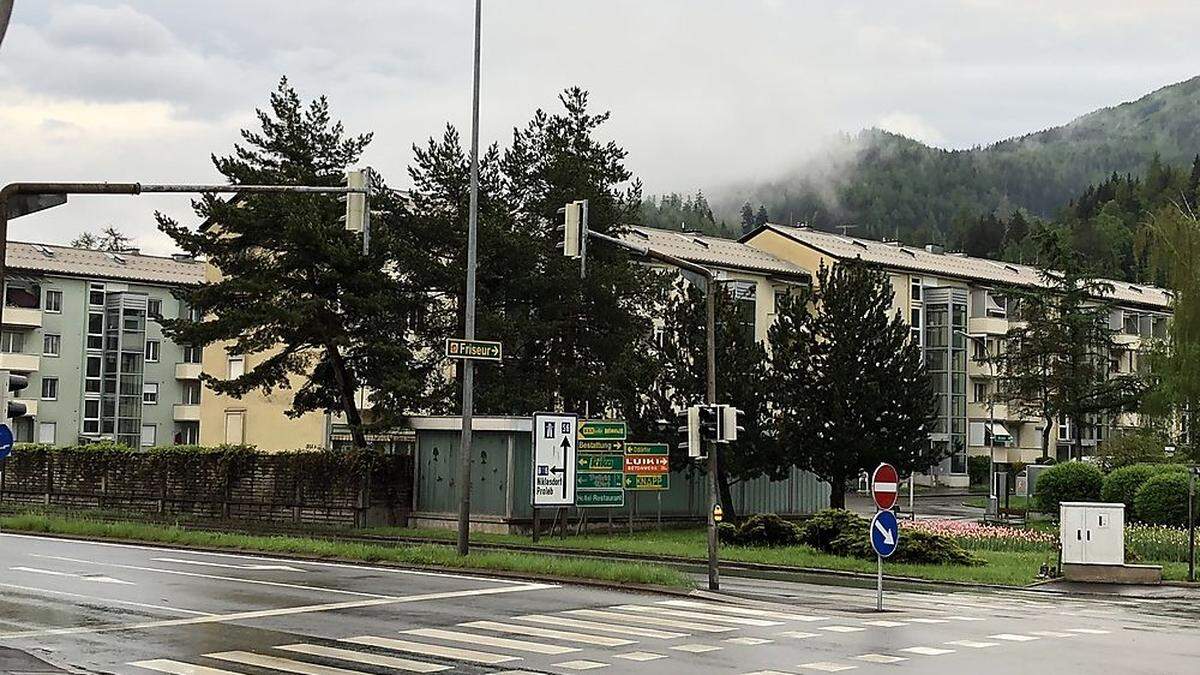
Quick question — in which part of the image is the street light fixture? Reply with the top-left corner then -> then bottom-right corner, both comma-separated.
956,329 -> 998,517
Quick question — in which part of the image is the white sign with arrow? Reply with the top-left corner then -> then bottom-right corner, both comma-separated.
531,412 -> 577,507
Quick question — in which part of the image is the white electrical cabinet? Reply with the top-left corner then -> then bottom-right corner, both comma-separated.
1060,502 -> 1125,565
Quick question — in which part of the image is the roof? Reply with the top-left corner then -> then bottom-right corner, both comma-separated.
747,224 -> 1172,311
620,226 -> 811,280
5,241 -> 204,286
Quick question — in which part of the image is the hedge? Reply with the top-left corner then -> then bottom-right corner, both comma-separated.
1034,461 -> 1103,515
1101,463 -> 1187,516
1134,472 -> 1198,527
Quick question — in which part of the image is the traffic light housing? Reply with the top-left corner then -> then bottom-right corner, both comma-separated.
698,404 -> 720,442
557,200 -> 585,258
677,407 -> 701,458
721,405 -> 745,442
0,369 -> 29,425
341,169 -> 369,234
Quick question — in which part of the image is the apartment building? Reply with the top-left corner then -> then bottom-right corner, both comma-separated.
743,224 -> 1172,485
1,242 -> 204,447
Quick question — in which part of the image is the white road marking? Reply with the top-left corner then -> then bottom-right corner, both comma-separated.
670,643 -> 723,653
0,584 -> 549,640
152,557 -> 304,572
855,654 -> 907,664
900,646 -> 956,655
459,620 -> 634,647
862,620 -> 907,627
944,615 -> 986,621
614,652 -> 667,661
403,628 -> 579,655
614,604 -> 783,627
821,625 -> 865,633
1067,628 -> 1111,635
742,671 -> 794,675
659,600 -> 828,622
778,631 -> 819,639
343,636 -> 520,665
10,566 -> 134,585
989,633 -> 1039,642
277,643 -> 451,673
516,614 -> 686,639
1029,630 -> 1075,638
726,637 -> 774,646
129,660 -> 243,675
0,581 -> 211,617
553,660 -> 608,670
798,661 -> 857,672
905,618 -> 948,624
567,609 -> 737,633
945,639 -> 999,648
208,650 -> 370,674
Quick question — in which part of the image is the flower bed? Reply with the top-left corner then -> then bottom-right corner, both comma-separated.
1126,523 -> 1191,563
902,518 -> 1056,552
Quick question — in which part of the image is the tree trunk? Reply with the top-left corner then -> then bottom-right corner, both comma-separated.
716,447 -> 737,522
324,342 -> 368,450
1041,416 -> 1053,461
829,472 -> 846,509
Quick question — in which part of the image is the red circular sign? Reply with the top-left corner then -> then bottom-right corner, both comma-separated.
872,463 -> 899,510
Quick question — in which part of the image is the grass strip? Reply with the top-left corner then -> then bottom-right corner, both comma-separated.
0,513 -> 693,589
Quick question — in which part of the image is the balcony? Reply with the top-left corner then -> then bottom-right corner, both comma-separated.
0,353 -> 40,372
2,307 -> 42,329
173,404 -> 200,422
175,362 -> 202,380
967,316 -> 1009,335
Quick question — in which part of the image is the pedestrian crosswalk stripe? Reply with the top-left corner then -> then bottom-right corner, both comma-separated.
1029,631 -> 1075,638
726,637 -> 774,646
614,605 -> 784,627
670,643 -> 723,653
459,621 -> 634,647
944,615 -> 986,621
207,650 -> 371,675
614,652 -> 667,661
778,631 -> 819,639
989,633 -> 1039,642
517,614 -> 686,639
854,654 -> 907,664
820,625 -> 866,633
1067,628 -> 1110,635
741,671 -> 794,675
402,628 -> 579,655
129,660 -> 243,675
862,620 -> 907,627
798,661 -> 857,672
905,618 -> 949,624
276,643 -> 451,673
659,600 -> 828,622
342,636 -> 521,665
945,640 -> 998,648
899,646 -> 955,656
567,609 -> 737,633
553,659 -> 608,670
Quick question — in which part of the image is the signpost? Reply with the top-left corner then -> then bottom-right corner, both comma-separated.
445,338 -> 502,362
531,413 -> 576,508
578,420 -> 627,440
870,462 -> 901,611
575,420 -> 627,509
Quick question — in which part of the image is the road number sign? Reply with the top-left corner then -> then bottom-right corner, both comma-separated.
531,413 -> 576,507
872,462 -> 899,511
578,420 -> 627,441
624,473 -> 669,490
870,509 -> 900,558
445,338 -> 502,362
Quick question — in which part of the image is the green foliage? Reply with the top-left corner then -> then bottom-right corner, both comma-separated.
640,191 -> 731,236
769,261 -> 939,507
968,455 -> 991,486
729,514 -> 803,547
796,509 -> 980,566
1098,430 -> 1172,470
1033,461 -> 1104,514
797,509 -> 865,551
1134,472 -> 1198,527
717,521 -> 740,545
1101,463 -> 1187,515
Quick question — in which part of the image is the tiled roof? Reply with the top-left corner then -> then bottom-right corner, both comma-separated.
752,225 -> 1171,310
619,226 -> 811,280
4,241 -> 204,286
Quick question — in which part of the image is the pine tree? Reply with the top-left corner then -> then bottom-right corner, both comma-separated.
157,78 -> 437,448
739,201 -> 755,235
754,205 -> 770,227
769,261 -> 938,508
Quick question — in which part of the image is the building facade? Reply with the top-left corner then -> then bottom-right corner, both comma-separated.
1,242 -> 204,447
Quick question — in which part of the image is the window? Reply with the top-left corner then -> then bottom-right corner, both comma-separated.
972,339 -> 986,361
0,331 -> 23,353
910,276 -> 922,302
729,280 -> 757,342
224,411 -> 245,444
973,382 -> 987,403
140,424 -> 156,448
89,282 -> 105,307
40,377 -> 57,400
182,344 -> 202,364
909,308 -> 921,346
42,333 -> 60,356
5,281 -> 40,309
37,422 -> 56,445
176,422 -> 199,445
85,355 -> 102,393
142,382 -> 159,405
147,298 -> 162,318
44,290 -> 62,313
82,398 -> 101,435
145,339 -> 160,363
87,311 -> 104,350
181,381 -> 201,405
228,355 -> 245,379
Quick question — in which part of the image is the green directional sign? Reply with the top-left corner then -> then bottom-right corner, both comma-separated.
624,442 -> 668,456
576,490 -> 625,507
578,439 -> 624,453
578,420 -> 627,441
577,453 -> 623,472
624,474 -> 669,491
576,472 -> 624,490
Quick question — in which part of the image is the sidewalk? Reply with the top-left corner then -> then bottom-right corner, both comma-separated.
0,647 -> 75,674
1034,579 -> 1200,600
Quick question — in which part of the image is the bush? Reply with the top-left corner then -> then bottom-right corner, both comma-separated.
1134,472 -> 1198,527
798,509 -> 981,566
717,521 -> 740,545
735,513 -> 803,547
1098,430 -> 1170,470
968,455 -> 990,486
1102,464 -> 1187,515
1034,461 -> 1103,515
798,509 -> 866,551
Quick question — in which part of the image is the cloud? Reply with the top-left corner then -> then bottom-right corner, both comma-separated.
874,112 -> 948,146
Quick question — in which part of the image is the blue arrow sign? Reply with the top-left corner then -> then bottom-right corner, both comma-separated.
870,509 -> 900,558
0,423 -> 13,461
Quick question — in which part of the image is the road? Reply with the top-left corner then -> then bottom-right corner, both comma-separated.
0,533 -> 1196,675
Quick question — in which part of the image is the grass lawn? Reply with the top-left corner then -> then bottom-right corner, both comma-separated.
963,495 -> 1033,511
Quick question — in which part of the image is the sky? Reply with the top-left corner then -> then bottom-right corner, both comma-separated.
2,0 -> 1199,255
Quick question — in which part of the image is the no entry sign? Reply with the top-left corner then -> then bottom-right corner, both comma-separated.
871,462 -> 899,511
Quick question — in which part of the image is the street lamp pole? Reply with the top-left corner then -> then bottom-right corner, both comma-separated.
957,330 -> 996,516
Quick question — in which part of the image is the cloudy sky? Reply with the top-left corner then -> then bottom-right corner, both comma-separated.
2,1 -> 1199,254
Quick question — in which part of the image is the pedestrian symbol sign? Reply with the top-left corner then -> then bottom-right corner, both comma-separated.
531,412 -> 577,507
870,509 -> 900,558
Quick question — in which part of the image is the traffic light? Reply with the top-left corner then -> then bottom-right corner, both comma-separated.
0,369 -> 28,426
721,406 -> 745,442
677,406 -> 701,458
341,169 -> 369,234
698,404 -> 721,442
557,200 -> 585,258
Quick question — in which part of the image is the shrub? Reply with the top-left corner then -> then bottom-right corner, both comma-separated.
735,513 -> 803,547
1034,461 -> 1103,515
1134,472 -> 1198,527
798,509 -> 866,551
798,509 -> 981,565
1097,430 -> 1170,470
967,455 -> 990,486
717,521 -> 740,545
1102,464 -> 1187,515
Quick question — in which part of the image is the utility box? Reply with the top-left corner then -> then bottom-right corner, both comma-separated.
1060,502 -> 1124,564
1025,464 -> 1053,497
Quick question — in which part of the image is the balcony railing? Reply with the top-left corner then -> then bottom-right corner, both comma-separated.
2,307 -> 42,329
175,362 -> 202,380
173,404 -> 200,422
0,353 -> 40,372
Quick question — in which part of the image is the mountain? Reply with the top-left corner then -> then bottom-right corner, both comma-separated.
716,76 -> 1200,248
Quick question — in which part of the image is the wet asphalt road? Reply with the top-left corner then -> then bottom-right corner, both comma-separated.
0,532 -> 1196,674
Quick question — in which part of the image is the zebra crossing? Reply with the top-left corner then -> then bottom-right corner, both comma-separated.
127,597 -> 1114,674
